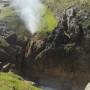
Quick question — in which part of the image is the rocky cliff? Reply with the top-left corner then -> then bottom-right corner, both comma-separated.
23,4 -> 90,79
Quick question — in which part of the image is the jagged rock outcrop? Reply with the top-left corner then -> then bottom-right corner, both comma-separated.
24,5 -> 90,79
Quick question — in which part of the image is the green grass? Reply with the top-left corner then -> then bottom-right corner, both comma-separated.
38,7 -> 57,32
0,72 -> 41,90
42,8 -> 57,32
36,7 -> 58,38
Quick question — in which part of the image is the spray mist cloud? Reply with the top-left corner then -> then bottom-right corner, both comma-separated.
9,0 -> 44,34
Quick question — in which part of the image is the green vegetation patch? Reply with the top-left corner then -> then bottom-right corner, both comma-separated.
39,7 -> 57,32
43,9 -> 57,32
0,72 -> 41,90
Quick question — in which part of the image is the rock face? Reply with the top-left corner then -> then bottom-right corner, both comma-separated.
0,21 -> 27,74
24,5 -> 90,79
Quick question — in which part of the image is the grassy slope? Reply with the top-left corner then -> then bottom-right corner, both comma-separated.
0,72 -> 40,90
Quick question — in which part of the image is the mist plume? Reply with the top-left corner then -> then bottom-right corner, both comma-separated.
9,0 -> 44,34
